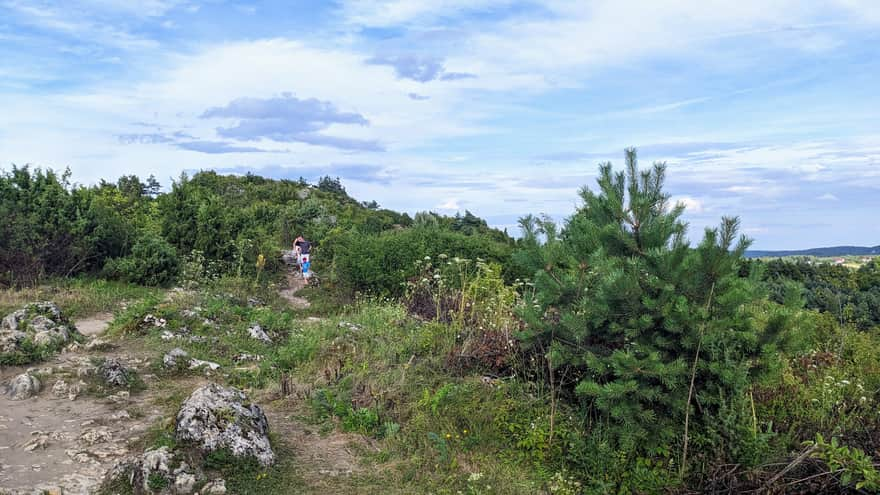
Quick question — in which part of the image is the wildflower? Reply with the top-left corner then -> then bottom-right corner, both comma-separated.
445,433 -> 452,439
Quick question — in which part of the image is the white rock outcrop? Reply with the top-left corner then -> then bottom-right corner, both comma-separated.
175,383 -> 274,466
6,372 -> 41,400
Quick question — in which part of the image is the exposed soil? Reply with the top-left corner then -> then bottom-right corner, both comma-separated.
0,332 -> 162,494
279,271 -> 311,310
73,313 -> 113,337
261,396 -> 370,488
0,273 -> 386,494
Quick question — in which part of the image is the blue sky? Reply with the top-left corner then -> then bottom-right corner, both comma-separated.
1,0 -> 879,249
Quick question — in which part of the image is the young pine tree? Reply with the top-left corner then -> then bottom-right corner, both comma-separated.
519,148 -> 787,466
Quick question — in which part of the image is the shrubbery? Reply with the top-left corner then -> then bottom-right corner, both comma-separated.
329,228 -> 513,295
102,234 -> 180,286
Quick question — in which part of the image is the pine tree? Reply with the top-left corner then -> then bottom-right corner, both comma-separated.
519,148 -> 787,463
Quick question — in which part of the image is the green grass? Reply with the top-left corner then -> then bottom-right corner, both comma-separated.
268,300 -> 560,493
89,279 -> 563,494
0,277 -> 160,319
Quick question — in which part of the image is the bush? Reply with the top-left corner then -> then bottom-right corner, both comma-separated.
330,228 -> 512,296
103,234 -> 180,286
517,151 -> 797,470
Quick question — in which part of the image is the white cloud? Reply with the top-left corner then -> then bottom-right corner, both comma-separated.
671,195 -> 705,214
818,193 -> 839,201
1,0 -> 161,50
339,0 -> 516,27
437,198 -> 460,210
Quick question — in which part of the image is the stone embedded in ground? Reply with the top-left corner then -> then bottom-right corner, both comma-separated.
142,314 -> 167,328
181,308 -> 200,318
80,427 -> 112,445
104,445 -> 181,494
1,301 -> 81,358
22,431 -> 51,451
201,479 -> 227,494
338,321 -> 363,332
188,359 -> 220,371
247,323 -> 271,343
98,358 -> 132,387
84,337 -> 114,351
163,347 -> 190,368
108,390 -> 130,403
233,353 -> 262,362
7,372 -> 41,400
52,379 -> 69,398
175,472 -> 197,494
175,383 -> 275,466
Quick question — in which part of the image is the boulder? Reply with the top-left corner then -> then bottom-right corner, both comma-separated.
247,324 -> 271,343
175,383 -> 274,466
1,302 -> 80,358
7,372 -> 41,400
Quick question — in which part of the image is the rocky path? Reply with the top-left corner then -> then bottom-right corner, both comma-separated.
0,313 -> 163,495
0,270 -> 383,494
278,270 -> 310,310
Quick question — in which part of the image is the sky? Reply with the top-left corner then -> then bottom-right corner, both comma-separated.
1,1 -> 879,249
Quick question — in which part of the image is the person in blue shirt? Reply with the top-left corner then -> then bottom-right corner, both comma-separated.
293,236 -> 312,282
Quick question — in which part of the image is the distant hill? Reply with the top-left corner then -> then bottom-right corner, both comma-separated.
745,245 -> 880,258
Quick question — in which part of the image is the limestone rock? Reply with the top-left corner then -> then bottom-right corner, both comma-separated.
84,338 -> 114,351
174,472 -> 197,494
1,302 -> 80,358
80,427 -> 112,445
247,324 -> 271,343
175,383 -> 275,466
7,373 -> 41,400
164,348 -> 190,369
142,314 -> 167,328
338,321 -> 363,332
201,479 -> 227,494
98,358 -> 131,387
51,379 -> 69,398
188,359 -> 220,371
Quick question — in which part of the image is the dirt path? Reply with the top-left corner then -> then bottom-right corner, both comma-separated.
73,313 -> 113,337
262,397 -> 373,492
279,269 -> 311,309
0,277 -> 384,494
0,313 -> 162,495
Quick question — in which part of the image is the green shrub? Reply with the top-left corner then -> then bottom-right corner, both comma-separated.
103,234 -> 180,286
807,433 -> 880,491
517,151 -> 796,470
330,228 -> 512,296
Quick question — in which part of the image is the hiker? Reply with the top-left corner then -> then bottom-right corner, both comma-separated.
293,235 -> 312,283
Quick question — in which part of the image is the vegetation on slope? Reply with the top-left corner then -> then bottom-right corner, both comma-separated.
3,150 -> 880,493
